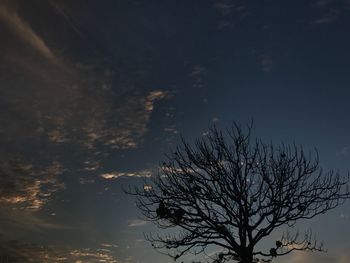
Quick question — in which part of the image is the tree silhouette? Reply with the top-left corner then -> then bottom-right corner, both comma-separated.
128,123 -> 350,263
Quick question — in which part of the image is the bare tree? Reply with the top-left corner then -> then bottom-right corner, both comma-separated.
128,123 -> 350,263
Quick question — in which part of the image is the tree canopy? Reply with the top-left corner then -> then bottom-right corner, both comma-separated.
128,123 -> 350,263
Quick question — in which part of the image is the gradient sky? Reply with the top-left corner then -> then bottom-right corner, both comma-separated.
1,0 -> 350,262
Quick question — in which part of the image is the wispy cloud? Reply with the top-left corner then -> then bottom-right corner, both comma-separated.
0,159 -> 64,211
314,0 -> 333,8
0,4 -> 57,63
311,0 -> 345,25
336,146 -> 349,156
100,170 -> 152,180
190,65 -> 206,89
0,2 -> 172,155
0,239 -> 121,263
90,90 -> 171,150
258,54 -> 273,72
285,246 -> 350,263
127,219 -> 149,227
312,11 -> 339,25
0,1 -> 173,245
213,0 -> 248,29
213,0 -> 247,17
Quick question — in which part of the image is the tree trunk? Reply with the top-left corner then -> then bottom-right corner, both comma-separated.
240,256 -> 253,263
239,250 -> 254,263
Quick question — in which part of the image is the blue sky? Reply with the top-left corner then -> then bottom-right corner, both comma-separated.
1,0 -> 350,262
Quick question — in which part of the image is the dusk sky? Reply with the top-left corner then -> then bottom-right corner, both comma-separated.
1,0 -> 350,262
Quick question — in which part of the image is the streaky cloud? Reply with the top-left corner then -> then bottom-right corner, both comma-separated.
0,4 -> 57,63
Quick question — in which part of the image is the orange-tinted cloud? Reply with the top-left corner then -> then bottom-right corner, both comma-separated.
0,4 -> 57,63
0,159 -> 64,211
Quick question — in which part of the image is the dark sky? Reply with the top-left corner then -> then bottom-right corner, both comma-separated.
1,0 -> 350,262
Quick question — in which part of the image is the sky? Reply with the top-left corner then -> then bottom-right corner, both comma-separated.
1,0 -> 350,262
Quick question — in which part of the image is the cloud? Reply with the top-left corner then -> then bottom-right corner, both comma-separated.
0,239 -> 121,263
213,0 -> 247,17
0,1 -> 172,239
100,170 -> 152,180
0,3 -> 57,63
285,246 -> 350,263
101,243 -> 119,248
163,127 -> 178,134
286,252 -> 334,263
190,65 -> 206,89
311,1 -> 343,25
0,159 -> 64,211
92,90 -> 170,150
40,89 -> 170,151
0,207 -> 71,239
258,54 -> 273,72
213,0 -> 249,29
127,219 -> 149,227
340,212 -> 349,219
336,146 -> 349,156
312,15 -> 335,25
314,0 -> 334,8
0,2 -> 172,155
0,157 -> 70,251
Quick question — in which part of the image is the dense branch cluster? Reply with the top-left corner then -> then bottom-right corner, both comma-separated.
128,123 -> 350,263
